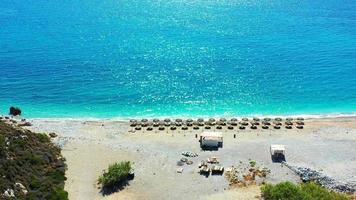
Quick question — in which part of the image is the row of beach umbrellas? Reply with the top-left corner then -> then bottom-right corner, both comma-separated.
130,117 -> 305,130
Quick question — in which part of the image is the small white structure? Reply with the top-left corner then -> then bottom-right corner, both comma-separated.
270,144 -> 286,162
200,132 -> 223,149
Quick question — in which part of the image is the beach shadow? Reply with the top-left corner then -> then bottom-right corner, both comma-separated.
100,175 -> 134,196
271,155 -> 286,163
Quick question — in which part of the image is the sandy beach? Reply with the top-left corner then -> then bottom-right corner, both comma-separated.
24,117 -> 356,200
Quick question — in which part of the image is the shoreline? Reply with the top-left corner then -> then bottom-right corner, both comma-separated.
19,113 -> 356,122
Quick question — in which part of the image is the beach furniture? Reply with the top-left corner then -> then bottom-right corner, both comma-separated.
211,165 -> 224,174
270,144 -> 286,162
200,166 -> 210,174
207,156 -> 219,164
186,160 -> 193,165
176,168 -> 183,173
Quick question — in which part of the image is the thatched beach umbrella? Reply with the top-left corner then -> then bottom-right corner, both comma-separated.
197,118 -> 204,122
182,126 -> 188,130
153,122 -> 160,127
164,122 -> 170,126
153,118 -> 160,123
175,119 -> 183,123
141,119 -> 148,123
242,118 -> 249,121
220,118 -> 227,122
251,121 -> 259,126
253,117 -> 260,121
130,119 -> 137,123
296,121 -> 304,125
164,118 -> 171,123
286,117 -> 293,121
297,117 -> 304,121
273,121 -> 282,126
285,121 -> 293,125
251,125 -> 257,129
130,122 -> 137,127
275,117 -> 282,121
263,117 -> 271,121
262,121 -> 271,125
231,121 -> 238,126
209,118 -> 216,122
186,119 -> 194,123
198,122 -> 204,126
239,121 -> 248,126
231,118 -> 238,122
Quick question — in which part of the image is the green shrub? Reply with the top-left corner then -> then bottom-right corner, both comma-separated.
98,161 -> 132,188
301,182 -> 349,200
261,182 -> 309,200
261,182 -> 350,200
35,133 -> 50,143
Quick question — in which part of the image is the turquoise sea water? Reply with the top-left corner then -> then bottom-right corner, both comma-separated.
0,0 -> 356,118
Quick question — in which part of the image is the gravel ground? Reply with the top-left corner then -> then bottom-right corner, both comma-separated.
25,117 -> 356,200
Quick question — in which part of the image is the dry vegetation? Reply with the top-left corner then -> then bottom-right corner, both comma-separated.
0,121 -> 67,199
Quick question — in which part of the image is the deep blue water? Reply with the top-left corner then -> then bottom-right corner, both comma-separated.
1,0 -> 356,118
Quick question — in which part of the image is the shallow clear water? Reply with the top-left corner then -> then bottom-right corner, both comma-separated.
1,0 -> 356,118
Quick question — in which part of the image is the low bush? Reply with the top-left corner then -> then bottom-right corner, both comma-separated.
98,161 -> 132,188
261,182 -> 350,200
0,121 -> 68,199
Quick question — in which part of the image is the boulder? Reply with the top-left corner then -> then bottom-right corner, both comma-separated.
9,107 -> 21,116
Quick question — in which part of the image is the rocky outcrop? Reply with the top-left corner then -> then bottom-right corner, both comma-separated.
9,107 -> 21,116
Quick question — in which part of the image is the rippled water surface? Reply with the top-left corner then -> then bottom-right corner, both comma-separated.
0,0 -> 356,118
